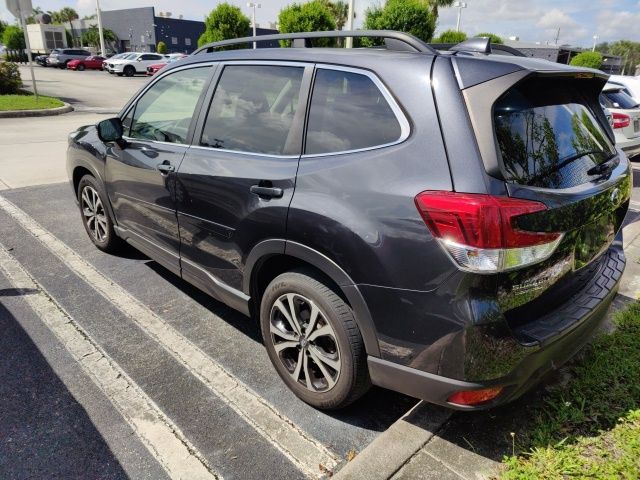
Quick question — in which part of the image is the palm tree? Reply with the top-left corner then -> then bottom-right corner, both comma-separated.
426,0 -> 455,21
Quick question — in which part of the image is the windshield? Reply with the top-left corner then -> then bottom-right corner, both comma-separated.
494,77 -> 616,188
601,90 -> 640,110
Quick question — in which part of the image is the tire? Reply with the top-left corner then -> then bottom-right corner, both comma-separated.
260,270 -> 371,409
77,63 -> 85,71
77,175 -> 122,253
124,65 -> 135,77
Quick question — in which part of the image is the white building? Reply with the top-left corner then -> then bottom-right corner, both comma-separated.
26,23 -> 67,53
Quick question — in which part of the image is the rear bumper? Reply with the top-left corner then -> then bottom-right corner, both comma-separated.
368,243 -> 625,410
621,140 -> 640,159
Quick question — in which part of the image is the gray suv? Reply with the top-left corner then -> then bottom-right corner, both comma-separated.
48,48 -> 92,69
66,31 -> 630,410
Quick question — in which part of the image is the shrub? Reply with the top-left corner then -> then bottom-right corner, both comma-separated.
278,1 -> 336,47
363,0 -> 436,46
434,29 -> 467,43
2,25 -> 25,51
0,62 -> 22,95
570,51 -> 604,70
475,32 -> 503,44
157,41 -> 167,54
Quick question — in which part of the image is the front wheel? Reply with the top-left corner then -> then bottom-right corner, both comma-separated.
260,270 -> 371,409
124,65 -> 135,77
77,63 -> 85,71
77,175 -> 122,253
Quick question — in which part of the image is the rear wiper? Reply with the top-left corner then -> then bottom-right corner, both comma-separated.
528,150 -> 604,183
587,157 -> 618,177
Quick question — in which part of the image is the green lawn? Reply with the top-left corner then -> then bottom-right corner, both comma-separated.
501,302 -> 640,479
0,93 -> 64,111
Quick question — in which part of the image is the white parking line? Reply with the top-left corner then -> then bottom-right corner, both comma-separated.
0,194 -> 340,478
0,245 -> 218,480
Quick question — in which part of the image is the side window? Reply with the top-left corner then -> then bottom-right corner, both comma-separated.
305,69 -> 403,155
128,67 -> 210,144
200,65 -> 305,155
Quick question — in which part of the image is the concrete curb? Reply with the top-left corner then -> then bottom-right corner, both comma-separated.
333,402 -> 452,480
0,102 -> 73,118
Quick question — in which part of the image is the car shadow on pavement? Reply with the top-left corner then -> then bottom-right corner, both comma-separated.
143,260 -> 420,432
0,293 -> 128,480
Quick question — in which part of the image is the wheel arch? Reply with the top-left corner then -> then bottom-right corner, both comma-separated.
245,240 -> 381,357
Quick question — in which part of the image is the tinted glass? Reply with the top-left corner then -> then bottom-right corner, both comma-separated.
200,65 -> 304,155
494,77 -> 616,188
305,69 -> 402,155
601,90 -> 639,109
129,67 -> 210,144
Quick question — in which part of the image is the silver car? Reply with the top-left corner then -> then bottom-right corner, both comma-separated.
600,86 -> 640,158
47,48 -> 92,69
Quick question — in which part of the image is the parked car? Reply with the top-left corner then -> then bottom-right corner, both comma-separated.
105,52 -> 165,77
36,52 -> 55,67
600,86 -> 640,159
146,54 -> 188,75
606,75 -> 640,102
47,48 -> 92,69
67,32 -> 630,411
68,56 -> 105,71
103,53 -> 131,73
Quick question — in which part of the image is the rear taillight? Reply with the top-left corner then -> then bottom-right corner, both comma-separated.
415,191 -> 562,273
612,112 -> 631,129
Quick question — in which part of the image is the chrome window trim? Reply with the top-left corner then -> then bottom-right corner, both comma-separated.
189,144 -> 299,159
301,64 -> 411,158
120,62 -> 216,148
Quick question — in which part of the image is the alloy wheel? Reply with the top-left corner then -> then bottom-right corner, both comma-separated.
81,186 -> 108,242
269,293 -> 341,393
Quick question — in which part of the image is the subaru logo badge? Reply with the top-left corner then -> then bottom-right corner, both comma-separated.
611,187 -> 621,205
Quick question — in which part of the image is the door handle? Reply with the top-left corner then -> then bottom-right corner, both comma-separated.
250,185 -> 283,198
157,162 -> 175,175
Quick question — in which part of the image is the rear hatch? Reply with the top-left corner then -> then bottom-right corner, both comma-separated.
467,70 -> 631,344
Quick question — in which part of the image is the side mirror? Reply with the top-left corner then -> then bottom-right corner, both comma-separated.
97,117 -> 123,143
137,58 -> 142,62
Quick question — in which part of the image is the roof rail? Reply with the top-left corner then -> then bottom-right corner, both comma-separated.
193,30 -> 438,55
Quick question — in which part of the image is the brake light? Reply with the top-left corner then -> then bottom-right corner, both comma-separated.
447,387 -> 504,406
612,112 -> 631,129
415,191 -> 563,273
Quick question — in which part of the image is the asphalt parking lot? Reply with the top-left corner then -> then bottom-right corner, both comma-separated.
2,64 -> 640,479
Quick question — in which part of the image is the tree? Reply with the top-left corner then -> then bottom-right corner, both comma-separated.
319,0 -> 349,30
426,0 -> 455,22
81,25 -> 117,49
2,25 -> 25,51
570,51 -> 603,70
606,41 -> 640,75
278,1 -> 336,47
197,3 -> 251,49
0,20 -> 7,40
434,29 -> 467,43
363,0 -> 436,45
475,32 -> 503,44
53,7 -> 79,24
157,41 -> 167,54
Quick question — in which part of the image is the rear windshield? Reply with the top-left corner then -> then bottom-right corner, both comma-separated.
601,90 -> 639,110
494,77 -> 616,188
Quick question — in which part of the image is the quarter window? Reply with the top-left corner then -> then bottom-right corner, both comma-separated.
305,69 -> 403,155
128,67 -> 210,144
200,65 -> 305,155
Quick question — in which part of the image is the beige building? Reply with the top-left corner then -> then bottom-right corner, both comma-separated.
26,23 -> 67,53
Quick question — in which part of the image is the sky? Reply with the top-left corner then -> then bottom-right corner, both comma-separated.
1,0 -> 639,48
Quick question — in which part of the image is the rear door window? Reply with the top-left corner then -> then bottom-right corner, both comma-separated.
200,65 -> 305,155
305,68 -> 404,155
494,77 -> 616,188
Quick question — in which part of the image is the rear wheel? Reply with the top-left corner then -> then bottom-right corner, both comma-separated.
77,63 -> 85,71
77,175 -> 122,253
124,65 -> 135,77
260,270 -> 370,409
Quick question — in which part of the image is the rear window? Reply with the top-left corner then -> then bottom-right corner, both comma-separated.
494,77 -> 616,188
601,90 -> 639,110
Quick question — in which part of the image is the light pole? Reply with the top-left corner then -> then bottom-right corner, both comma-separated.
454,1 -> 467,32
247,2 -> 261,49
345,0 -> 354,49
592,34 -> 599,52
96,0 -> 106,55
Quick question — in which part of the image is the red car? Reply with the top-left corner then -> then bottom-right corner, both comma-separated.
146,54 -> 188,75
68,56 -> 105,71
